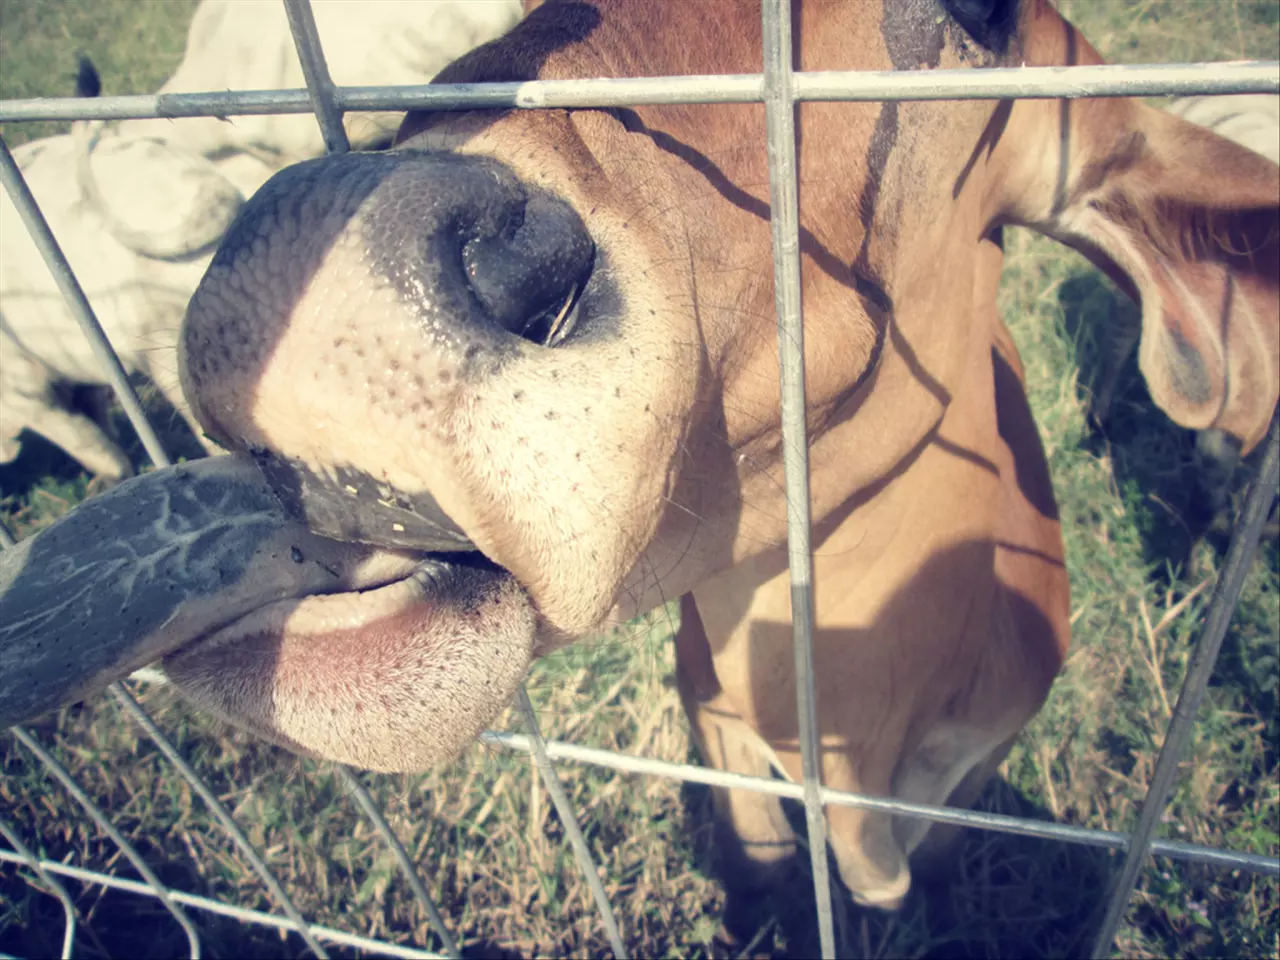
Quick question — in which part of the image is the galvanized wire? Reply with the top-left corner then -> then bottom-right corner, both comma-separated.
282,0 -> 351,154
108,685 -> 331,958
0,137 -> 171,471
1090,414 -> 1280,959
0,818 -> 77,959
514,687 -> 628,959
9,727 -> 204,958
0,849 -> 446,960
477,731 -> 1280,876
0,60 -> 1276,122
759,0 -> 836,956
1,0 -> 1279,956
336,766 -> 460,959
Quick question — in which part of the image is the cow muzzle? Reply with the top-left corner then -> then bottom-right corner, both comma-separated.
181,150 -> 596,501
0,145 -> 686,772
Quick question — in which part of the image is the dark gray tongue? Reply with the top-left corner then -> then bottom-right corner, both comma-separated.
248,446 -> 473,551
0,456 -> 424,729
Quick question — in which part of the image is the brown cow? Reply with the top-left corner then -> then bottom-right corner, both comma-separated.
1,0 -> 1276,943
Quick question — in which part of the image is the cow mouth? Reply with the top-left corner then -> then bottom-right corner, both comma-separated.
161,546 -> 537,772
0,456 -> 538,772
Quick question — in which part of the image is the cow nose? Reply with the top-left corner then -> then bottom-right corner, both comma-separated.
353,152 -> 596,349
462,189 -> 595,346
187,152 -> 597,385
179,152 -> 599,550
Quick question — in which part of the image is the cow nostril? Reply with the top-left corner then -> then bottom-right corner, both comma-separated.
462,190 -> 594,347
518,283 -> 582,347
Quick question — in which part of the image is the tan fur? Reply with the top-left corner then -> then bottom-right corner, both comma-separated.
164,0 -> 1279,920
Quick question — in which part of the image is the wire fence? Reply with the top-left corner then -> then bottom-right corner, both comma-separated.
1,1 -> 1278,958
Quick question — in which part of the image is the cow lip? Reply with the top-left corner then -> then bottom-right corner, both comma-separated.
164,548 -> 514,665
155,527 -> 539,773
155,511 -> 526,668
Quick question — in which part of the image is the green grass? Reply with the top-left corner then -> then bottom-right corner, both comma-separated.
0,0 -> 197,146
2,1 -> 1278,958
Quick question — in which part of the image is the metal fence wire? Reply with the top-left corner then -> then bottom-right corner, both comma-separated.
1,1 -> 1279,957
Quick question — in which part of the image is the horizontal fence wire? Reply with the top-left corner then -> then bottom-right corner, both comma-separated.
0,849 -> 444,960
0,61 -> 1277,123
476,731 -> 1280,877
1,2 -> 1279,956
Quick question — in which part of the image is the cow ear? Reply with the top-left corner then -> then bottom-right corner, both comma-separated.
997,13 -> 1280,454
1051,100 -> 1278,454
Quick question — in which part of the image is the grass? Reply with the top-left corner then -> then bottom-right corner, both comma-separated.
2,0 -> 1278,957
0,0 -> 197,146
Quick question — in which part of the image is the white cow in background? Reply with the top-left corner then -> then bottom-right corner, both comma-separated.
1,1 -> 523,484
1166,93 -> 1280,164
0,126 -> 276,484
120,0 -> 524,165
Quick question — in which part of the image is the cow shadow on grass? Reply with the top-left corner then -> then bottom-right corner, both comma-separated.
678,772 -> 1114,959
1055,268 -> 1277,580
0,376 -> 208,511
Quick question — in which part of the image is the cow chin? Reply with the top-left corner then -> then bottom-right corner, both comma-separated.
162,557 -> 537,773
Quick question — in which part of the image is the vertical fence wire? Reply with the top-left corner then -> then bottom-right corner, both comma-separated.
514,688 -> 628,959
108,685 -> 332,959
760,0 -> 838,956
0,818 -> 77,960
9,728 -> 204,957
282,0 -> 351,155
336,767 -> 461,960
1090,414 -> 1280,959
